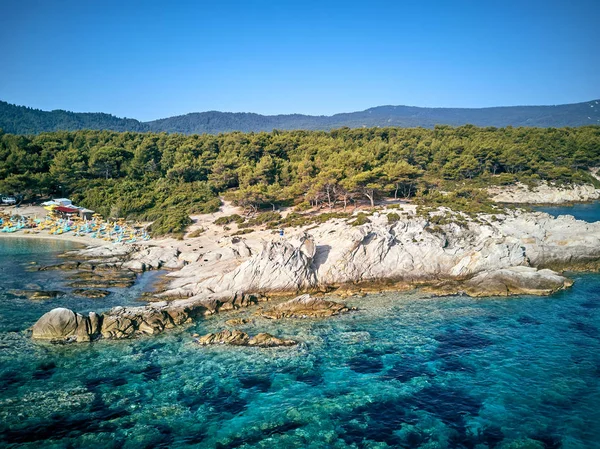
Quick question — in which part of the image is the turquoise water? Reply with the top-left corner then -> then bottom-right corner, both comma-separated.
1,213 -> 600,448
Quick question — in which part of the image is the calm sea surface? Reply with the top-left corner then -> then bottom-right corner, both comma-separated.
0,206 -> 599,448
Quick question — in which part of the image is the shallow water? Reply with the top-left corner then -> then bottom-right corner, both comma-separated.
1,211 -> 600,448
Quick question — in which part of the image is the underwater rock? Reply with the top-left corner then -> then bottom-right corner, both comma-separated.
248,332 -> 298,347
9,290 -> 65,300
261,294 -> 354,319
31,308 -> 100,342
68,279 -> 135,289
497,438 -> 545,449
38,261 -> 81,271
66,270 -> 136,289
195,329 -> 297,347
72,289 -> 111,298
66,271 -> 137,281
225,318 -> 252,326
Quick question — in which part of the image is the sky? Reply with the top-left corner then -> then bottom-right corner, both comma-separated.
0,0 -> 599,121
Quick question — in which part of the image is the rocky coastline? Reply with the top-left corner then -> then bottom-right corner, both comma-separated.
28,193 -> 600,343
489,181 -> 600,204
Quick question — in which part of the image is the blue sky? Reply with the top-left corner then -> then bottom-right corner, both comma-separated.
0,0 -> 598,120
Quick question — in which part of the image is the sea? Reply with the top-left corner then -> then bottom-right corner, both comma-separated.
0,204 -> 599,449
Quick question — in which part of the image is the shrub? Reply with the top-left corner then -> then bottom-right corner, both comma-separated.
149,208 -> 192,238
294,201 -> 312,211
232,228 -> 254,236
215,214 -> 245,226
239,211 -> 281,228
187,227 -> 205,238
387,212 -> 401,224
349,212 -> 371,226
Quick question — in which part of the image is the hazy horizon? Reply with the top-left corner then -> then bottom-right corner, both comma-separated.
3,97 -> 600,124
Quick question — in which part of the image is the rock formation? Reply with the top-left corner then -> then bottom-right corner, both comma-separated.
423,266 -> 572,297
31,308 -> 100,342
195,329 -> 297,347
158,210 -> 594,302
59,244 -> 181,272
261,294 -> 354,319
31,206 -> 600,343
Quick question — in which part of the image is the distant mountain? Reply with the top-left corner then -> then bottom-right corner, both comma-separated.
1,99 -> 599,135
0,101 -> 149,134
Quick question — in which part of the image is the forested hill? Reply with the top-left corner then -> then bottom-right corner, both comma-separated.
1,99 -> 599,135
0,101 -> 149,134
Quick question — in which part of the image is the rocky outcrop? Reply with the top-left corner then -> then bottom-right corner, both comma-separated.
213,234 -> 317,293
31,308 -> 100,342
261,294 -> 354,319
151,208 -> 600,306
423,266 -> 572,297
59,244 -> 181,272
489,182 -> 600,204
31,205 -> 600,343
30,291 -> 267,342
195,329 -> 297,347
99,303 -> 201,339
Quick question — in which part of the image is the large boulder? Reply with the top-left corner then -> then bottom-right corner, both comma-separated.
463,266 -> 573,297
423,266 -> 573,297
261,294 -> 354,319
31,308 -> 100,342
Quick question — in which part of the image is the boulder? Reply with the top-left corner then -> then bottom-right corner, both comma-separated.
463,266 -> 573,297
31,308 -> 100,342
261,294 -> 354,319
423,266 -> 573,297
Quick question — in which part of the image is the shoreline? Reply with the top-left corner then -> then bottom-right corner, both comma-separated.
0,231 -> 106,247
